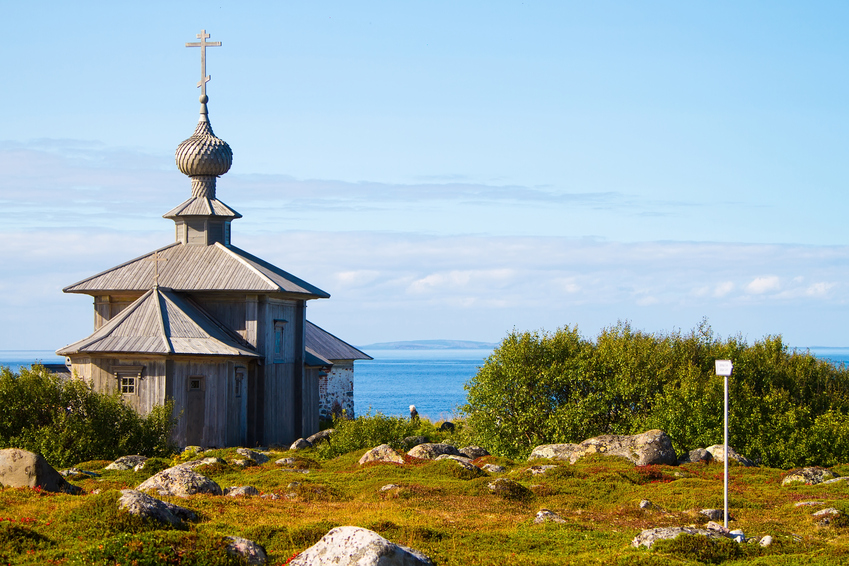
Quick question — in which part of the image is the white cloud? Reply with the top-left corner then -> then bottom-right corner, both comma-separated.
714,282 -> 734,297
746,276 -> 781,295
805,282 -> 836,297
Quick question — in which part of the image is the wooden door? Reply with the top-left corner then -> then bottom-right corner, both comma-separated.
186,376 -> 206,446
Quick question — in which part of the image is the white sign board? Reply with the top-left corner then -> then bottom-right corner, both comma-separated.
715,360 -> 733,376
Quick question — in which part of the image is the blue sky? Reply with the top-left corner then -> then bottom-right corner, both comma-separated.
2,1 -> 849,349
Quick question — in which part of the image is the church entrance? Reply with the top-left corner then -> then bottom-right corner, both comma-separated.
186,376 -> 206,445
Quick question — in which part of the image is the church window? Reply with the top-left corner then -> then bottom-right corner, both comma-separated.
273,320 -> 287,363
234,367 -> 246,397
189,376 -> 204,391
112,365 -> 144,396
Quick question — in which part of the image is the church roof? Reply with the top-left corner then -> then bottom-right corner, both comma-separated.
306,321 -> 372,361
63,242 -> 330,298
57,287 -> 260,357
163,196 -> 241,218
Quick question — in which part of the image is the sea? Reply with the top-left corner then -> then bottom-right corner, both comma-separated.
4,347 -> 849,422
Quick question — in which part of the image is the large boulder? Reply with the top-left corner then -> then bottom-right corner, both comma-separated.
236,448 -> 269,465
288,526 -> 435,566
359,445 -> 406,465
459,446 -> 490,460
0,448 -> 81,494
782,467 -> 837,486
678,448 -> 713,465
105,455 -> 148,471
529,430 -> 677,466
225,536 -> 267,565
407,443 -> 461,460
705,445 -> 756,467
117,489 -> 196,526
632,526 -> 725,549
306,429 -> 335,445
137,465 -> 222,497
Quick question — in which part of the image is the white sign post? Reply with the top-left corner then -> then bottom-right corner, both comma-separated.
715,359 -> 733,528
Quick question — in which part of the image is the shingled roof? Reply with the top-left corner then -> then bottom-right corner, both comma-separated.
57,287 -> 260,357
63,242 -> 330,298
306,321 -> 372,361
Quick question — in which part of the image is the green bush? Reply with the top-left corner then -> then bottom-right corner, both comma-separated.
463,320 -> 849,466
0,365 -> 177,468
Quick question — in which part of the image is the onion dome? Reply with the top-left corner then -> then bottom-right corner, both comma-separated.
175,95 -> 233,198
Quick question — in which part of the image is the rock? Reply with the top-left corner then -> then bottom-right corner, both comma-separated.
700,509 -> 729,521
407,443 -> 461,460
487,478 -> 532,500
182,445 -> 202,455
434,454 -> 474,465
402,436 -> 428,449
822,477 -> 849,485
236,448 -> 269,465
180,457 -> 227,470
105,455 -> 148,471
117,489 -> 196,526
529,465 -> 558,476
233,459 -> 248,467
439,421 -> 455,432
359,444 -> 406,465
137,465 -> 222,497
60,468 -> 100,478
760,535 -> 773,547
529,430 -> 677,466
276,457 -> 297,466
225,536 -> 267,565
534,509 -> 566,524
705,521 -> 729,535
0,448 -> 82,494
729,529 -> 746,543
380,484 -> 401,492
447,459 -> 483,476
705,445 -> 756,467
287,526 -> 435,566
290,438 -> 312,451
459,446 -> 490,460
638,499 -> 656,510
482,464 -> 506,474
306,429 -> 335,445
795,501 -> 825,507
226,485 -> 260,497
678,448 -> 713,465
812,507 -> 841,517
632,527 -> 724,549
782,467 -> 837,486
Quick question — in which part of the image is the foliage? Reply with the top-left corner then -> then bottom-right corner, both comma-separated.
463,320 -> 849,465
314,412 -> 456,459
0,364 -> 177,467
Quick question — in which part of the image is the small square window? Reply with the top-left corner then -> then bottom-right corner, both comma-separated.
120,376 -> 135,394
112,365 -> 143,396
189,378 -> 202,390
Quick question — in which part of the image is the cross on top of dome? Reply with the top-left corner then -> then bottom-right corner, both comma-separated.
186,29 -> 222,99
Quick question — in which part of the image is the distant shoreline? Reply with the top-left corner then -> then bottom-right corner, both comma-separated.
358,340 -> 498,351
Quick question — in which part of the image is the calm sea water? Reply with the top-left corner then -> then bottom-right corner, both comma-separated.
4,347 -> 849,421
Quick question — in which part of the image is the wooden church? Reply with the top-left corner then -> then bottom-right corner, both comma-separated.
57,31 -> 370,448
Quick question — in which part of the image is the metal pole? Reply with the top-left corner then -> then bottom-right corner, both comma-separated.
724,372 -> 729,528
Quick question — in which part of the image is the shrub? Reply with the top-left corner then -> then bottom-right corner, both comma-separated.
315,412 -> 435,459
464,320 -> 849,466
0,365 -> 177,468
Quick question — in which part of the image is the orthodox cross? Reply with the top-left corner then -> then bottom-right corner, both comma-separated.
143,251 -> 168,287
186,29 -> 222,97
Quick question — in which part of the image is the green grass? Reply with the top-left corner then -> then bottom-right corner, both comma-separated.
3,449 -> 849,565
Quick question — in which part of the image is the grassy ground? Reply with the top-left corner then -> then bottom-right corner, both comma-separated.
2,449 -> 849,565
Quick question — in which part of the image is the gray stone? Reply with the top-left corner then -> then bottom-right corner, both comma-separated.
137,465 -> 222,497
236,448 -> 269,465
705,521 -> 729,535
306,429 -> 335,445
226,485 -> 260,497
225,536 -> 267,565
359,444 -> 406,465
487,478 -> 531,499
60,468 -> 100,478
822,477 -> 849,485
290,438 -> 312,451
759,535 -> 773,547
529,465 -> 558,476
434,454 -> 474,465
705,445 -> 756,467
813,507 -> 841,517
529,430 -> 677,466
638,499 -> 656,510
632,527 -> 725,549
729,529 -> 746,543
380,484 -> 401,492
118,489 -> 197,526
678,448 -> 713,465
276,457 -> 297,466
782,467 -> 837,486
795,501 -> 825,507
287,526 -> 435,566
105,455 -> 148,471
534,509 -> 566,524
482,464 -> 506,473
407,443 -> 461,460
180,457 -> 227,470
402,436 -> 428,449
700,509 -> 730,521
0,448 -> 82,494
459,446 -> 490,460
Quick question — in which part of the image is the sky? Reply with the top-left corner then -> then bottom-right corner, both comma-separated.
2,1 -> 849,350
